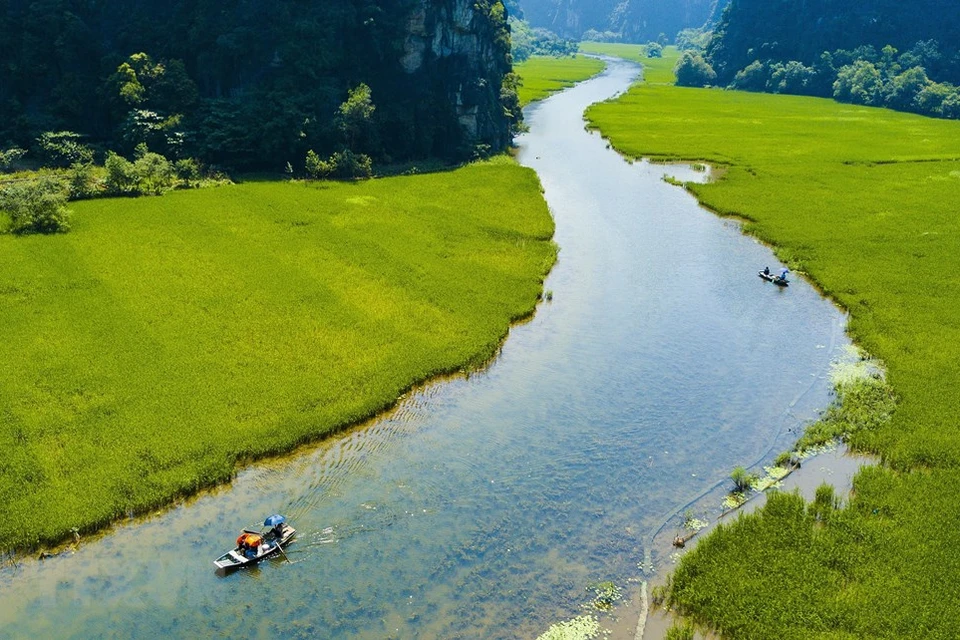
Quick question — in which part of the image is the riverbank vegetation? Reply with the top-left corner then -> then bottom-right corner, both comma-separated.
587,52 -> 960,637
0,158 -> 556,552
579,44 -> 679,84
514,56 -> 606,106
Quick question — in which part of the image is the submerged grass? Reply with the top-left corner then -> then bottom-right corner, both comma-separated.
514,55 -> 606,107
0,158 -> 556,552
588,47 -> 960,638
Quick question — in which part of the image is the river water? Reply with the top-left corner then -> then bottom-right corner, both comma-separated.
0,58 -> 848,639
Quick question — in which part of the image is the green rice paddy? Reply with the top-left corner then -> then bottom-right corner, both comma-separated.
587,52 -> 960,638
578,43 -> 679,84
0,158 -> 556,552
514,55 -> 606,106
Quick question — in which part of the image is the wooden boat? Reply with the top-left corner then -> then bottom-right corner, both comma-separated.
214,514 -> 296,571
758,270 -> 789,287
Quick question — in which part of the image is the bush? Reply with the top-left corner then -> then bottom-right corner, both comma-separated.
305,148 -> 373,180
1,176 -> 72,235
173,158 -> 201,187
68,162 -> 99,200
133,151 -> 175,195
645,42 -> 664,59
104,151 -> 139,195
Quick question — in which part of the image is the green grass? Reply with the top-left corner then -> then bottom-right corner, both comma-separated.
514,55 -> 606,106
586,65 -> 960,638
578,43 -> 680,84
0,158 -> 556,552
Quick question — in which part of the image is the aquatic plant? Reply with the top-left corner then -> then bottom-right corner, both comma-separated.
730,466 -> 758,493
536,614 -> 602,640
587,581 -> 623,611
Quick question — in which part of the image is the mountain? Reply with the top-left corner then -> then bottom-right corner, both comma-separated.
518,0 -> 717,42
706,0 -> 960,84
0,0 -> 517,168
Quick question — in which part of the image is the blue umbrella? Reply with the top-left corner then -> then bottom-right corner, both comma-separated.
264,514 -> 286,527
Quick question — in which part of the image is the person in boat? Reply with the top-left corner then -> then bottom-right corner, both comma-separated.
763,266 -> 770,276
778,267 -> 789,282
271,523 -> 284,540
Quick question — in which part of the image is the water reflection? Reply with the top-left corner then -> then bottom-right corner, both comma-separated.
0,58 -> 847,639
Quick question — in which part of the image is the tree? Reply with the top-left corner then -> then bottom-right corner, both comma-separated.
336,83 -> 376,153
730,60 -> 769,92
833,61 -> 884,105
675,52 -> 717,87
768,61 -> 815,95
37,131 -> 93,168
646,42 -> 664,58
885,66 -> 931,111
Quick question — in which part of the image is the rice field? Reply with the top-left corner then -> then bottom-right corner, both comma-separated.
514,55 -> 606,106
0,158 -> 556,552
586,53 -> 960,637
578,43 -> 680,84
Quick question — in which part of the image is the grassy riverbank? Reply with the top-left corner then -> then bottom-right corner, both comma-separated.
515,55 -> 606,106
587,57 -> 960,636
0,158 -> 556,552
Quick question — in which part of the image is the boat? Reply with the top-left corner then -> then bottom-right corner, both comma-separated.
758,270 -> 789,287
214,514 -> 296,572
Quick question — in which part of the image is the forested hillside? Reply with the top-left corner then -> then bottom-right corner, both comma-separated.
0,0 -> 517,169
518,0 -> 719,42
707,0 -> 960,84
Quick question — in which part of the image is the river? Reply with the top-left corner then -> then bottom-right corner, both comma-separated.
0,57 -> 848,639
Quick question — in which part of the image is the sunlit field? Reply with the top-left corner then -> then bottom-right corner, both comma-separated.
588,55 -> 960,637
514,55 -> 606,106
578,43 -> 679,83
0,158 -> 556,551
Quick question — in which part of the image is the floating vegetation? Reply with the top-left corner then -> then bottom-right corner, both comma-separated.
536,614 -> 603,640
730,466 -> 758,493
722,491 -> 748,511
587,581 -> 623,611
682,513 -> 709,532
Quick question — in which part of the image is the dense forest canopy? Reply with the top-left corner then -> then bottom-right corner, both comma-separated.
517,0 -> 723,42
707,0 -> 960,84
0,0 -> 517,169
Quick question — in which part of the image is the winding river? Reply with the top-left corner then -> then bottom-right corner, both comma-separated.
0,58 -> 848,639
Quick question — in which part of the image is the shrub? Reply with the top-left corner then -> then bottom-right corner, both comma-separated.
731,60 -> 770,92
68,162 -> 99,200
104,151 -> 139,195
305,148 -> 373,180
133,151 -> 175,195
1,176 -> 71,234
646,42 -> 664,59
173,158 -> 202,187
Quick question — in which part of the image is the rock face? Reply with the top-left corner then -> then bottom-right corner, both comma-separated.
401,0 -> 514,155
0,0 -> 516,167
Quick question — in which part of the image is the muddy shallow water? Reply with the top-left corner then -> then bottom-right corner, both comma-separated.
0,58 -> 848,639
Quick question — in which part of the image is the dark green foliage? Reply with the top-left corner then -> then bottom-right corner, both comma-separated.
0,148 -> 27,172
675,51 -> 717,86
509,18 -> 578,62
646,42 -> 664,58
36,131 -> 94,168
522,0 -> 716,42
1,177 -> 72,235
703,0 -> 960,119
305,148 -> 373,180
1,1 -> 516,169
